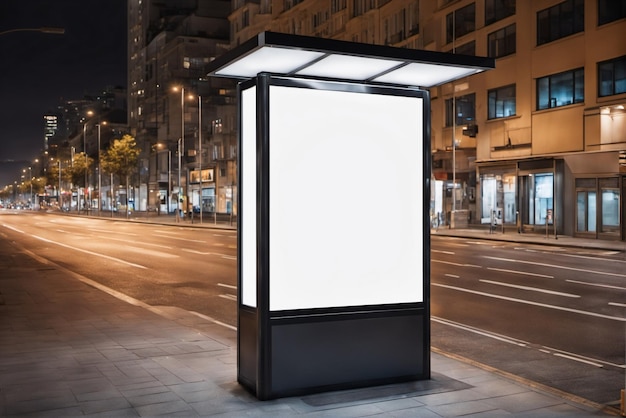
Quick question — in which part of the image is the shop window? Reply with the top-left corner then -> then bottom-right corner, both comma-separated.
577,191 -> 596,232
598,0 -> 626,26
446,3 -> 475,44
600,178 -> 620,233
481,174 -> 516,223
445,93 -> 475,127
488,24 -> 516,58
536,68 -> 584,110
537,0 -> 584,46
485,0 -> 515,26
598,55 -> 626,97
488,84 -> 516,119
525,173 -> 553,225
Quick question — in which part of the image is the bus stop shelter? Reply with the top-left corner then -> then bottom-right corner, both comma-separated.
206,31 -> 494,400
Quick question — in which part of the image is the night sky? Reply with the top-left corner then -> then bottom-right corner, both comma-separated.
0,0 -> 127,185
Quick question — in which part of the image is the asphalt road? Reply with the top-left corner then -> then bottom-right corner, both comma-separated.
431,235 -> 626,406
0,211 -> 238,327
1,211 -> 624,408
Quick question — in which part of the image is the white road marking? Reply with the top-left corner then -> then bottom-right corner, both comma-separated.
181,248 -> 235,260
88,228 -> 138,236
433,283 -> 626,322
479,279 -> 580,298
566,279 -> 626,291
218,283 -> 236,290
444,274 -> 460,278
483,255 -> 626,278
187,311 -> 236,331
542,346 -> 624,369
106,236 -> 173,249
609,302 -> 626,308
2,224 -> 24,233
30,234 -> 147,269
434,315 -> 624,369
432,259 -> 482,268
182,248 -> 213,255
487,267 -> 553,279
219,294 -> 237,301
552,353 -> 603,367
152,233 -> 205,243
432,316 -> 527,347
123,246 -> 179,259
432,249 -> 455,255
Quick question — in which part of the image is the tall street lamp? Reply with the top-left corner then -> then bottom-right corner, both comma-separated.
198,95 -> 203,224
96,121 -> 107,214
83,110 -> 94,213
172,86 -> 194,221
23,167 -> 32,208
29,167 -> 33,208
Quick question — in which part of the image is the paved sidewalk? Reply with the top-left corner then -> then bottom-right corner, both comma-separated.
0,220 -> 621,416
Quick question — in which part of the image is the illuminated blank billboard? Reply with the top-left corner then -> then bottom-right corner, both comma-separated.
241,79 -> 425,311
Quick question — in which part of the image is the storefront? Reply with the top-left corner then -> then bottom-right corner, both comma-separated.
477,151 -> 624,240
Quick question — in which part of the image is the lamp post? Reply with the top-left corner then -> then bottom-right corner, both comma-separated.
198,95 -> 202,224
173,86 -> 192,222
58,159 -> 62,208
96,121 -> 107,214
83,110 -> 94,213
28,167 -> 32,209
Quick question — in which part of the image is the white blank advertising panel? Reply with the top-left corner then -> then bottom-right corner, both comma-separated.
241,86 -> 257,308
241,82 -> 424,311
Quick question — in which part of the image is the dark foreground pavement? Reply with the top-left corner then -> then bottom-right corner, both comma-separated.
0,217 -> 621,416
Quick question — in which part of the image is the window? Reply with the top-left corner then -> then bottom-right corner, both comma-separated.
529,173 -> 553,225
485,0 -> 515,25
598,56 -> 626,97
445,93 -> 475,127
331,0 -> 346,13
488,24 -> 516,58
537,0 -> 584,46
600,178 -> 619,233
576,177 -> 620,234
446,3 -> 475,44
598,0 -> 626,25
455,41 -> 475,56
537,68 -> 584,110
488,84 -> 516,119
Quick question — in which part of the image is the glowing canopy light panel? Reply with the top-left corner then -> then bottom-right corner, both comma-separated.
207,31 -> 494,88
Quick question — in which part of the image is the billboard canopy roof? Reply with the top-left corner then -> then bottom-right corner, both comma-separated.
206,31 -> 494,88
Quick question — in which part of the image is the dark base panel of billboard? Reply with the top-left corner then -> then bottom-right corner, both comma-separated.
238,307 -> 429,400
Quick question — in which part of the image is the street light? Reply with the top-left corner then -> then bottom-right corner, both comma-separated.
82,110 -> 94,213
198,95 -> 203,224
28,167 -> 32,209
96,121 -> 107,214
172,86 -> 194,221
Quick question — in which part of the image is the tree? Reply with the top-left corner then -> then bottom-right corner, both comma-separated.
69,152 -> 93,188
101,134 -> 141,215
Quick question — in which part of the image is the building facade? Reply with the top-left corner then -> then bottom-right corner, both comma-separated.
226,0 -> 625,239
127,0 -> 235,214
